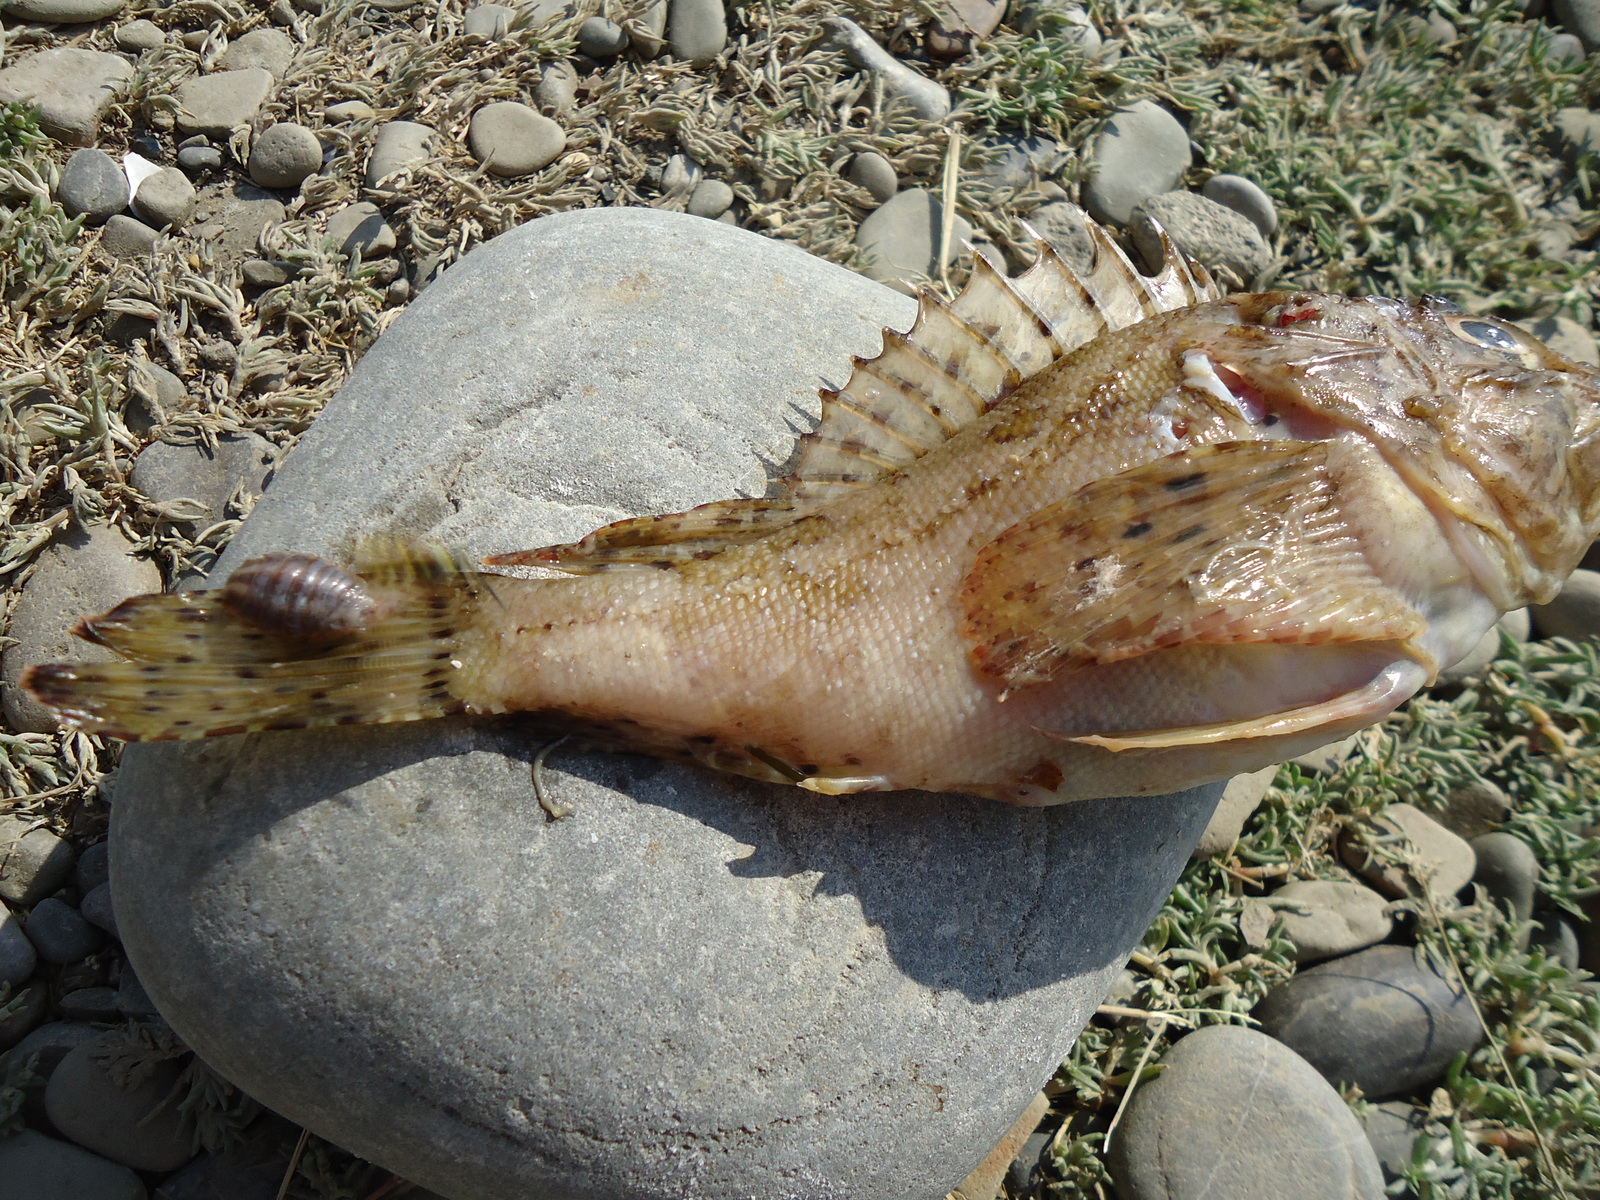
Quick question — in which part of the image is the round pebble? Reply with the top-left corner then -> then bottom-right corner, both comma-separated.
1130,190 -> 1270,285
0,49 -> 133,148
1271,879 -> 1392,963
847,151 -> 898,204
0,981 -> 48,1052
1547,31 -> 1587,64
464,3 -> 516,38
1554,0 -> 1600,52
59,987 -> 121,1022
1531,567 -> 1600,638
0,819 -> 75,908
1019,200 -> 1096,272
578,15 -> 629,57
176,143 -> 223,174
114,19 -> 166,51
23,898 -> 103,965
1361,1101 -> 1429,1179
79,881 -> 118,940
1433,777 -> 1512,840
366,120 -> 434,187
129,432 -> 275,528
1083,99 -> 1191,226
0,905 -> 37,986
131,166 -> 197,230
1531,913 -> 1581,970
1470,832 -> 1539,923
0,1130 -> 145,1200
325,99 -> 376,123
57,147 -> 127,225
325,200 -> 397,258
468,102 -> 566,176
1108,1026 -> 1384,1200
687,178 -> 734,219
45,1039 -> 199,1172
174,68 -> 274,138
1343,802 -> 1476,902
1190,766 -> 1276,859
248,121 -> 323,189
978,133 -> 1069,193
1200,173 -> 1277,236
856,186 -> 973,294
216,27 -> 294,77
75,842 -> 110,894
2,0 -> 124,20
242,259 -> 302,288
628,0 -> 669,54
1255,943 -> 1482,1098
668,0 -> 728,64
535,61 -> 579,114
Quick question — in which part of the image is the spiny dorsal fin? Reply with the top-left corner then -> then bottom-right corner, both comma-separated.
779,211 -> 1222,503
485,215 -> 1222,571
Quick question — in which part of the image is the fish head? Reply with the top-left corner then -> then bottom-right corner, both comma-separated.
1195,291 -> 1600,606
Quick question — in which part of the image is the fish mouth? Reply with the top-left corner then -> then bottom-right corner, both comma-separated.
1181,350 -> 1344,441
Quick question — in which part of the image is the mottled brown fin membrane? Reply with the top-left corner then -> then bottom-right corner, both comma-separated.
24,544 -> 480,741
961,441 -> 1428,690
493,214 -> 1221,572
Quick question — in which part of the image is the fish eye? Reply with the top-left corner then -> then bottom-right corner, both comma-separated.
1445,315 -> 1525,353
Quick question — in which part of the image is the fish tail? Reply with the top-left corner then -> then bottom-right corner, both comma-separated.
23,543 -> 483,742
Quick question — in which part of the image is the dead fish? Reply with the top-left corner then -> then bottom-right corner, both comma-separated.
25,219 -> 1600,804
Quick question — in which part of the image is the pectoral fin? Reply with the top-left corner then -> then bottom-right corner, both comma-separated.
1061,660 -> 1428,750
961,441 -> 1427,689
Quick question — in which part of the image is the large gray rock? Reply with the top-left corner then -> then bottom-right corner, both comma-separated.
0,49 -> 133,147
113,209 -> 1222,1200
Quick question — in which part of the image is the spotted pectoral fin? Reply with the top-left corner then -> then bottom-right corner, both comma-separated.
1062,660 -> 1429,750
960,441 -> 1428,689
484,497 -> 821,573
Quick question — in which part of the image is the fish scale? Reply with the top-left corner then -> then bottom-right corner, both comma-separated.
25,215 -> 1600,804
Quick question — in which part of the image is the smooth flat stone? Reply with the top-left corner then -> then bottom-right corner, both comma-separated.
113,207 -> 1222,1200
0,49 -> 132,147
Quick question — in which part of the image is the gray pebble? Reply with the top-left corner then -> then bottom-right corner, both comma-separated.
125,359 -> 185,434
325,99 -> 377,122
1361,1101 -> 1428,1179
628,0 -> 669,54
1190,766 -> 1276,859
79,882 -> 118,940
1108,1025 -> 1384,1200
668,0 -> 727,64
216,27 -> 294,77
1255,943 -> 1482,1098
176,144 -> 223,174
241,259 -> 301,288
661,152 -> 702,194
1555,106 -> 1600,164
1554,0 -> 1600,51
0,49 -> 134,147
1292,732 -> 1361,774
578,15 -> 629,57
114,19 -> 166,51
1083,100 -> 1191,226
1009,0 -> 1099,50
175,68 -> 275,138
189,181 -> 287,267
247,122 -> 323,189
1531,567 -> 1600,638
366,120 -> 434,187
0,819 -> 75,908
1523,313 -> 1600,365
1019,200 -> 1096,272
4,0 -> 125,20
1470,832 -> 1539,923
1200,173 -> 1277,236
59,987 -> 121,1022
326,200 -> 397,258
150,1113 -> 301,1200
1,525 -> 162,733
0,1130 -> 145,1200
75,842 -> 110,895
1130,190 -> 1270,286
929,0 -> 1006,56
129,433 -> 276,527
46,1039 -> 199,1172
465,3 -> 516,37
0,1022 -> 102,1127
687,177 -> 734,219
978,133 -> 1069,194
1006,1129 -> 1052,1194
117,967 -> 161,1019
822,16 -> 951,121
468,102 -> 566,176
1548,31 -> 1587,64
111,206 -> 1223,1200
57,148 -> 127,225
1432,777 -> 1512,840
847,151 -> 898,204
131,166 -> 197,230
0,981 -> 48,1052
535,61 -> 579,114
23,898 -> 103,965
0,905 -> 37,986
1271,879 -> 1392,963
1531,913 -> 1580,971
856,186 -> 973,294
1344,802 -> 1476,902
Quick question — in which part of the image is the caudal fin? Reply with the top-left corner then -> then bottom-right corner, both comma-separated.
23,545 -> 484,741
